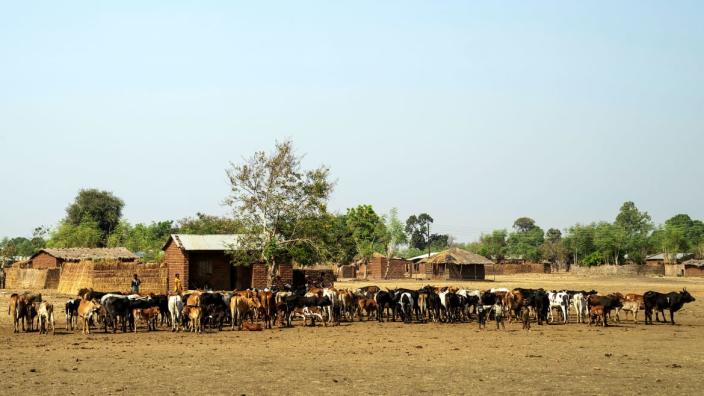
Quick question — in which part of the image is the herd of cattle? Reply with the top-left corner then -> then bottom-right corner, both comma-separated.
6,285 -> 696,334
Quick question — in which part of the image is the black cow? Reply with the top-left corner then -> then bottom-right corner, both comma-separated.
422,288 -> 442,323
375,291 -> 396,322
65,298 -> 81,331
150,294 -> 170,327
586,294 -> 623,326
644,289 -> 696,325
281,294 -> 332,327
102,296 -> 132,333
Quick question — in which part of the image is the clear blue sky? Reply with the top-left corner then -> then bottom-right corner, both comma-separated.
1,1 -> 702,242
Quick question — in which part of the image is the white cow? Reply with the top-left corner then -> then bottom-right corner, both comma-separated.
322,288 -> 339,325
168,295 -> 184,332
570,293 -> 589,324
548,291 -> 570,324
37,302 -> 55,335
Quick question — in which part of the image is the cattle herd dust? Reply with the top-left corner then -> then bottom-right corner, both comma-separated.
2,274 -> 704,394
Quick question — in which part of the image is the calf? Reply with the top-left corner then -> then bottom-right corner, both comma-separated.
77,299 -> 101,335
644,289 -> 696,325
587,294 -> 623,326
183,306 -> 203,333
133,307 -> 160,332
356,298 -> 378,321
589,306 -> 605,327
37,302 -> 55,335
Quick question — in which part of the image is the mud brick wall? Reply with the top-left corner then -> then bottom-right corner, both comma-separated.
4,268 -> 61,289
57,261 -> 168,295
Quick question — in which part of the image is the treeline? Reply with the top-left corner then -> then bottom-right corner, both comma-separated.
462,202 -> 704,266
2,141 -> 703,269
0,187 -> 451,265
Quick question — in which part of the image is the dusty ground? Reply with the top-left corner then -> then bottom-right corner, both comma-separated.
2,274 -> 704,395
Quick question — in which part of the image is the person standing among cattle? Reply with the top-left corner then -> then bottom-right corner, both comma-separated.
521,305 -> 531,331
131,274 -> 141,294
477,305 -> 487,329
494,302 -> 505,330
173,273 -> 182,294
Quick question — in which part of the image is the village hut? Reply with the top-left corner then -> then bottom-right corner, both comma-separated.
419,247 -> 493,280
28,247 -> 138,269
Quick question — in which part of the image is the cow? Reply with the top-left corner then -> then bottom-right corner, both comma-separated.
280,294 -> 331,327
230,295 -> 259,330
374,291 -> 396,322
589,306 -> 605,327
133,307 -> 160,332
644,289 -> 696,325
586,294 -> 623,327
614,294 -> 643,324
356,298 -> 378,321
168,295 -> 184,332
258,290 -> 276,329
37,302 -> 55,335
548,291 -> 570,324
183,305 -> 203,333
101,296 -> 131,333
9,293 -> 27,333
65,298 -> 81,331
78,299 -> 101,335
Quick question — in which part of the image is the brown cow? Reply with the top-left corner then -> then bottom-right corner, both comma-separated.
8,294 -> 27,333
258,291 -> 275,329
183,306 -> 202,333
77,299 -> 101,335
133,307 -> 160,332
230,296 -> 259,330
589,306 -> 605,327
356,298 -> 378,321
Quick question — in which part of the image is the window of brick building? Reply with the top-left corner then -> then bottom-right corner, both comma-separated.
198,260 -> 213,276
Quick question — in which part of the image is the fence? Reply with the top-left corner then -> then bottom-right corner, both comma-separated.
4,268 -> 61,289
569,263 -> 664,276
57,261 -> 168,295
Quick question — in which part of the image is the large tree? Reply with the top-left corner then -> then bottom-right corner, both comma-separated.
225,140 -> 334,284
507,217 -> 544,262
346,205 -> 387,278
65,189 -> 124,247
614,201 -> 653,263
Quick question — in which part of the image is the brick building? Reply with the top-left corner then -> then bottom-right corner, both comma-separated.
356,253 -> 410,280
162,234 -> 292,291
28,248 -> 138,269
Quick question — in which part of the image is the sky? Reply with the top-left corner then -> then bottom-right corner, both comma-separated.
1,1 -> 703,242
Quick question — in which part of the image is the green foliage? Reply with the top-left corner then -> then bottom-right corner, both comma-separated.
513,217 -> 537,233
346,205 -> 387,262
107,220 -> 176,262
475,230 -> 508,261
582,251 -> 603,267
383,208 -> 408,259
65,189 -> 124,247
177,213 -> 243,234
225,140 -> 334,272
614,201 -> 653,264
593,222 -> 627,265
47,216 -> 102,248
507,217 -> 544,262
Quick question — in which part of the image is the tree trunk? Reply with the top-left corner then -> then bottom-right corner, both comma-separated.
267,257 -> 279,288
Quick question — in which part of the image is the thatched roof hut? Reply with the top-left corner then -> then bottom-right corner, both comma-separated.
419,247 -> 492,280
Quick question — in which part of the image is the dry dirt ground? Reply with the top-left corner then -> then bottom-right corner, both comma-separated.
2,274 -> 704,395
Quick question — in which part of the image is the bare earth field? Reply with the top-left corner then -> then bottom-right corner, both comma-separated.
2,274 -> 704,395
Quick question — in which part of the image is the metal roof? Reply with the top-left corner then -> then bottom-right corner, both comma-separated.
167,234 -> 243,251
646,253 -> 692,261
408,252 -> 439,262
